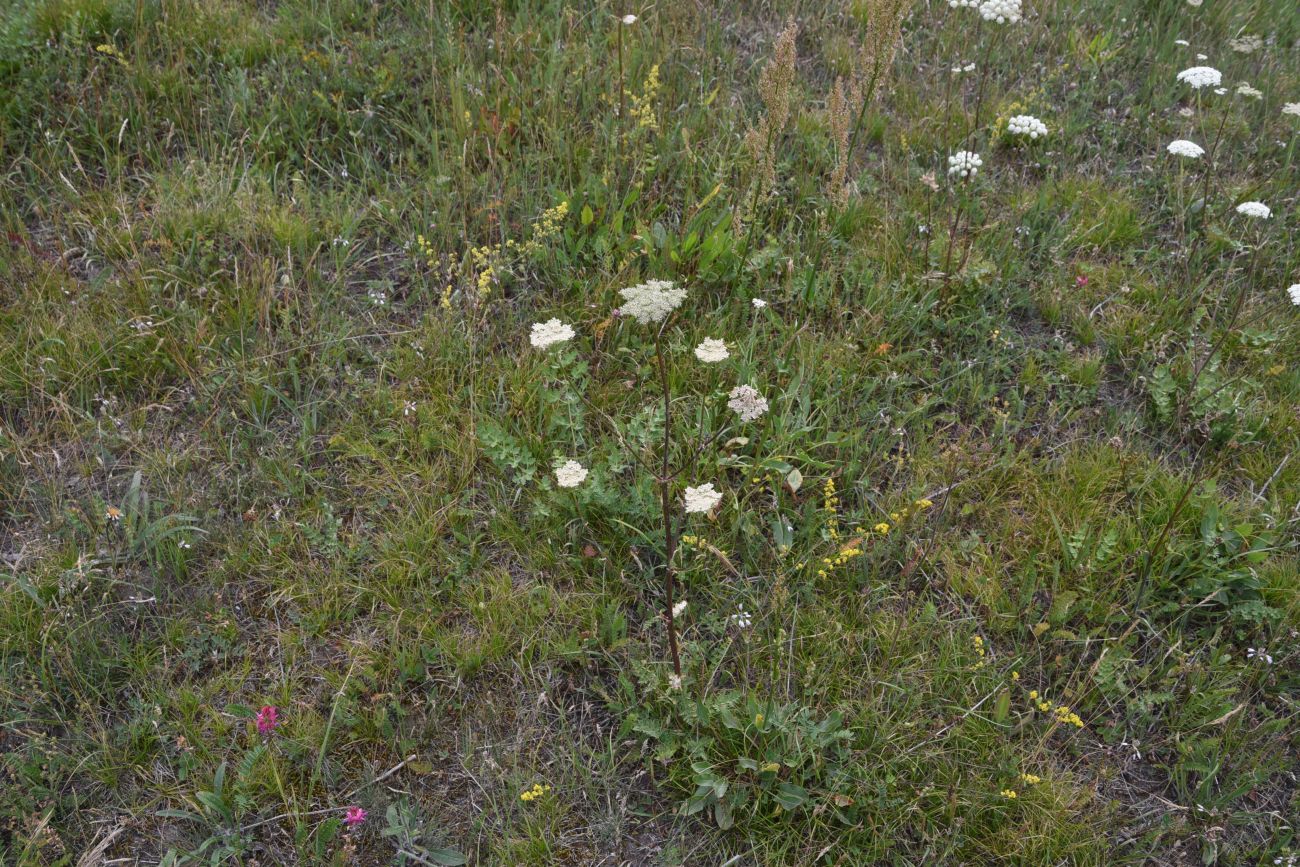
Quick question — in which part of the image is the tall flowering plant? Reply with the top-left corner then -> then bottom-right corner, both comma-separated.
528,280 -> 769,684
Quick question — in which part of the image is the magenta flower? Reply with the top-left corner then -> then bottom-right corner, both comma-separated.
255,705 -> 279,736
343,806 -> 367,827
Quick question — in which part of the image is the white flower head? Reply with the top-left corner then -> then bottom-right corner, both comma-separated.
729,605 -> 753,629
751,297 -> 767,309
555,460 -> 589,488
1236,82 -> 1263,99
1236,201 -> 1271,219
1167,139 -> 1205,158
671,599 -> 687,618
667,673 -> 682,689
1283,103 -> 1300,117
1174,39 -> 1189,46
617,279 -> 686,325
948,0 -> 979,6
694,338 -> 730,363
727,384 -> 769,422
1185,0 -> 1201,6
621,13 -> 637,24
530,318 -> 575,349
1177,66 -> 1222,89
1287,284 -> 1300,306
1228,35 -> 1263,54
683,483 -> 723,514
1006,115 -> 1048,139
978,0 -> 1021,23
947,150 -> 983,179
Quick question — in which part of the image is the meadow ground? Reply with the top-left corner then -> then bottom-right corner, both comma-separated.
2,0 -> 1299,863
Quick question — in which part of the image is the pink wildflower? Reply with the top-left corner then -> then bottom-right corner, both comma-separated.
255,705 -> 279,736
343,806 -> 367,827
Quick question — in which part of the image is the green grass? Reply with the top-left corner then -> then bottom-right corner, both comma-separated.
2,0 -> 1299,863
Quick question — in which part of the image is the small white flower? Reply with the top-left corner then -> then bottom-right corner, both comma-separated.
948,0 -> 979,6
1246,647 -> 1274,664
727,384 -> 769,422
683,483 -> 722,514
978,0 -> 1021,23
729,605 -> 753,629
1284,102 -> 1300,117
1236,201 -> 1271,219
1176,66 -> 1222,89
947,150 -> 983,179
1174,39 -> 1190,46
555,460 -> 589,488
667,673 -> 682,689
1287,284 -> 1300,306
621,13 -> 637,24
672,599 -> 687,618
694,338 -> 730,363
1167,139 -> 1205,158
403,400 -> 417,416
751,297 -> 767,309
1185,0 -> 1201,6
951,61 -> 977,74
617,279 -> 687,325
1006,114 -> 1048,139
1236,82 -> 1263,99
530,318 -> 575,349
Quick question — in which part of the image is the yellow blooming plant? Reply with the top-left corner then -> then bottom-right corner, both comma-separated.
413,201 -> 569,311
519,782 -> 552,802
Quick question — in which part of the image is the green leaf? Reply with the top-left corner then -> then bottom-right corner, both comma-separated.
580,204 -> 594,225
773,782 -> 808,810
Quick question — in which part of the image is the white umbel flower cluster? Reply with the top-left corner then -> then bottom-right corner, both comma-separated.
727,384 -> 769,422
529,318 -> 575,349
1236,82 -> 1262,99
555,460 -> 588,488
1228,35 -> 1263,54
1287,284 -> 1300,306
617,279 -> 687,325
1176,66 -> 1222,89
1236,201 -> 1271,219
671,599 -> 687,618
1166,139 -> 1205,158
947,150 -> 982,179
948,0 -> 979,7
978,0 -> 1021,23
1007,115 -> 1048,139
683,483 -> 722,514
694,338 -> 730,363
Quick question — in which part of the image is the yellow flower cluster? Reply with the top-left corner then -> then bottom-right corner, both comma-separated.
816,542 -> 862,580
887,498 -> 934,525
972,634 -> 987,666
629,64 -> 661,131
1019,773 -> 1042,785
823,478 -> 841,542
1027,689 -> 1084,728
506,200 -> 569,258
519,783 -> 552,802
415,234 -> 437,269
1000,789 -> 1017,800
415,201 -> 568,310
